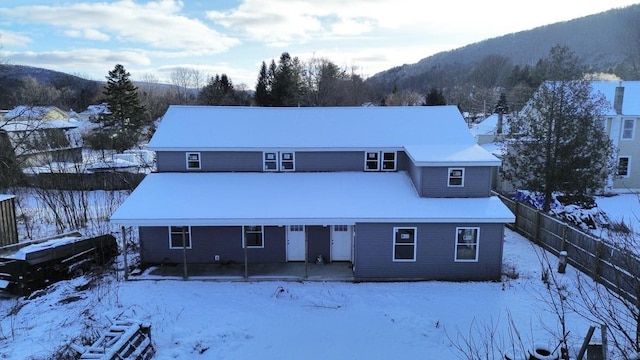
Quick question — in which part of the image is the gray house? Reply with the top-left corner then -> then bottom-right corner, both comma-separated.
110,105 -> 515,281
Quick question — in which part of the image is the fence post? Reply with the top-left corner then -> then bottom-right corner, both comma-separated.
535,210 -> 541,244
601,324 -> 607,360
594,240 -> 602,279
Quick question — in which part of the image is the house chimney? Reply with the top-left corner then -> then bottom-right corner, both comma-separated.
614,82 -> 624,115
496,113 -> 503,135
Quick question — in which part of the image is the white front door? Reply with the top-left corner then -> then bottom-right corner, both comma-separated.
286,225 -> 305,261
331,225 -> 352,261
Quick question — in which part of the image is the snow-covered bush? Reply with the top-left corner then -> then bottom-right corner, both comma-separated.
513,190 -> 610,231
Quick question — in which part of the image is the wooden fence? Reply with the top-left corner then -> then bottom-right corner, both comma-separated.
497,194 -> 640,303
25,172 -> 146,191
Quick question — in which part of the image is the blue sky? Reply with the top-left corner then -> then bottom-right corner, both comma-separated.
0,0 -> 638,88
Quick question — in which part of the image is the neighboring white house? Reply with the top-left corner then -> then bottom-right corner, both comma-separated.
591,81 -> 640,192
0,106 -> 84,168
472,81 -> 640,194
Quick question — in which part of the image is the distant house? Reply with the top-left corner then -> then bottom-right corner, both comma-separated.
110,106 -> 515,281
474,81 -> 640,194
0,106 -> 83,168
591,81 -> 640,192
0,194 -> 18,247
77,103 -> 110,123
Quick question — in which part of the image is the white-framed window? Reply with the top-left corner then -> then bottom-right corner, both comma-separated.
364,151 -> 396,171
393,227 -> 416,262
382,152 -> 397,171
448,168 -> 465,187
365,151 -> 380,171
186,152 -> 201,170
243,226 -> 264,248
289,225 -> 304,232
618,156 -> 631,177
455,227 -> 479,262
264,152 -> 278,171
334,225 -> 348,232
622,119 -> 635,140
280,152 -> 295,171
264,151 -> 295,171
169,226 -> 191,249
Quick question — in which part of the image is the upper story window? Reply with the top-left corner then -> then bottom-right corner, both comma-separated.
186,152 -> 201,170
448,168 -> 465,187
365,151 -> 396,171
393,227 -> 416,262
618,156 -> 630,177
622,119 -> 635,140
169,226 -> 191,249
455,227 -> 479,262
281,152 -> 295,170
264,151 -> 295,172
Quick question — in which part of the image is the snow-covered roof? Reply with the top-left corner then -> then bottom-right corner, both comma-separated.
149,105 -> 499,165
469,114 -> 512,137
79,103 -> 110,116
404,144 -> 501,166
110,172 -> 515,226
150,105 -> 474,149
591,81 -> 640,115
0,194 -> 14,202
1,119 -> 80,131
4,106 -> 70,120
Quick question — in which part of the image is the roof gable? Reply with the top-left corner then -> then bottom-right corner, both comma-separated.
148,105 -> 477,151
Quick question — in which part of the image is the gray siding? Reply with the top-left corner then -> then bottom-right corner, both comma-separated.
295,151 -> 363,171
156,151 -> 262,172
396,151 -> 410,171
307,225 -> 331,262
407,159 -> 423,195
139,225 -> 285,264
157,150 -> 410,173
420,166 -> 492,198
353,222 -> 504,281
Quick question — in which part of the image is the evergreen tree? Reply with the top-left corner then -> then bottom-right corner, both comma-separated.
198,74 -> 238,105
501,46 -> 616,211
493,92 -> 509,114
425,88 -> 446,106
254,62 -> 273,106
95,64 -> 147,152
271,52 -> 303,106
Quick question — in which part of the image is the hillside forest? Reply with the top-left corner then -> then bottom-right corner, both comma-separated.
0,4 -> 639,123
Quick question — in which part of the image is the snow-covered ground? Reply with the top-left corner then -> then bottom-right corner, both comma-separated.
596,193 -> 640,231
0,228 -> 608,359
0,191 -> 637,359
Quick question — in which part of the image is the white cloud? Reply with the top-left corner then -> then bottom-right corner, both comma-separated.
206,0 -> 640,48
0,48 -> 152,80
0,30 -> 32,47
0,0 -> 239,53
65,28 -> 110,42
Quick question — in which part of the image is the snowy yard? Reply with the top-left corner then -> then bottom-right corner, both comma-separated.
0,228 -> 608,359
0,191 -> 637,359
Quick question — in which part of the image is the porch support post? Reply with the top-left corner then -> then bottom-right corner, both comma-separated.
243,226 -> 248,279
121,226 -> 128,281
182,227 -> 188,280
244,242 -> 248,279
304,226 -> 308,279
